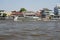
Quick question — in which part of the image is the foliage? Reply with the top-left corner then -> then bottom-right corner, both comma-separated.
20,8 -> 27,12
2,13 -> 7,17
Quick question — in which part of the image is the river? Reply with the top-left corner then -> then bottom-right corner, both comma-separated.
0,20 -> 60,40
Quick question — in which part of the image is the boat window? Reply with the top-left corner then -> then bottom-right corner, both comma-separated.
26,15 -> 35,16
54,16 -> 60,18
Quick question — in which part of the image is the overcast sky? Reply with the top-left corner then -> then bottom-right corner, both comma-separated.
0,0 -> 59,11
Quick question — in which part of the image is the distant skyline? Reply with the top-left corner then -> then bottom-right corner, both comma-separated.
0,0 -> 60,11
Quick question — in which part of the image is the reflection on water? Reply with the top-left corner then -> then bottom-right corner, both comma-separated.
0,20 -> 60,40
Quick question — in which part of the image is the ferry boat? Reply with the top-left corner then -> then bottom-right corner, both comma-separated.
50,15 -> 60,21
14,16 -> 41,21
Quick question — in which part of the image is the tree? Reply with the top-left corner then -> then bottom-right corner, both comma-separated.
2,13 -> 7,17
20,8 -> 27,12
0,13 -> 7,20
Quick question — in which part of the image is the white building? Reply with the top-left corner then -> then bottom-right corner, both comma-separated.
0,10 -> 12,17
23,11 -> 36,17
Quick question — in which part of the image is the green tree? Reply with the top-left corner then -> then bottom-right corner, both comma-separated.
20,8 -> 27,12
2,13 -> 7,17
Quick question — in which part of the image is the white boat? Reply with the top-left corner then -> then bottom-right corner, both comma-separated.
14,16 -> 40,21
49,15 -> 60,21
14,16 -> 18,21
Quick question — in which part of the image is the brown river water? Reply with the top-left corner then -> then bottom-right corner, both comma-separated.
0,20 -> 60,40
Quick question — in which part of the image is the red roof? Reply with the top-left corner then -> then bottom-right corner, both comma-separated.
11,12 -> 23,15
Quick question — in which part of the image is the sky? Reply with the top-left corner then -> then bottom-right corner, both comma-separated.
0,0 -> 60,11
